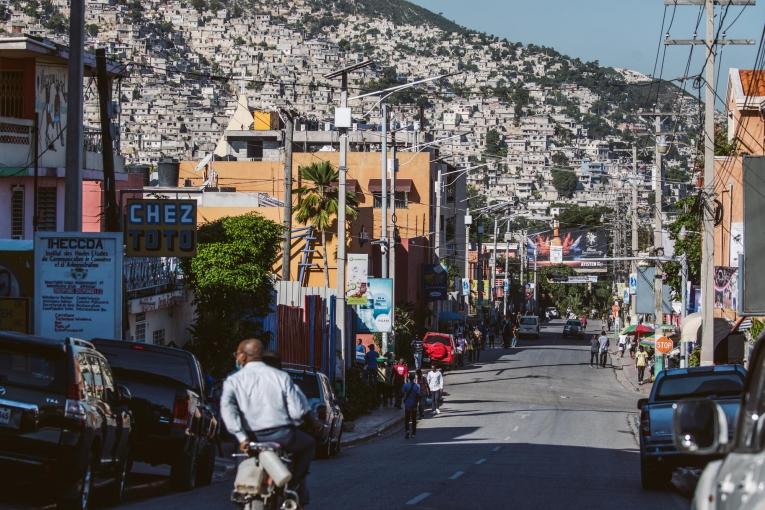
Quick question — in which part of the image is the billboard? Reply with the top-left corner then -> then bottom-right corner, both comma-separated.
125,199 -> 197,257
346,254 -> 369,305
422,263 -> 448,301
635,266 -> 673,315
741,156 -> 765,314
714,266 -> 738,310
354,278 -> 392,333
529,228 -> 608,267
34,233 -> 123,340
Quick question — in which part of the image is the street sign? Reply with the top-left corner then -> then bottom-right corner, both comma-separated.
125,199 -> 197,257
629,273 -> 637,294
655,336 -> 674,355
34,232 -> 123,340
462,278 -> 470,296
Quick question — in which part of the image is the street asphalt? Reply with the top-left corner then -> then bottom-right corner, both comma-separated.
2,319 -> 687,509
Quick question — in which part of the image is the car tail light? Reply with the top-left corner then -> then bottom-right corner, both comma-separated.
172,395 -> 190,429
640,411 -> 650,435
316,404 -> 327,421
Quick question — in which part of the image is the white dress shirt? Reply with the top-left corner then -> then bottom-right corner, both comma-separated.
426,370 -> 443,391
221,361 -> 310,443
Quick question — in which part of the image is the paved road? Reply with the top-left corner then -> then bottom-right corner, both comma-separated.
110,319 -> 686,510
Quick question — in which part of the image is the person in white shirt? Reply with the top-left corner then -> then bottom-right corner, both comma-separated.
221,338 -> 317,504
617,334 -> 627,358
426,366 -> 444,414
597,331 -> 610,368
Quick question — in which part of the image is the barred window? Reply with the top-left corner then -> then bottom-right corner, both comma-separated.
0,71 -> 23,118
11,185 -> 24,239
37,187 -> 57,231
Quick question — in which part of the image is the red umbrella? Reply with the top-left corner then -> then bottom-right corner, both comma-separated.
635,324 -> 654,335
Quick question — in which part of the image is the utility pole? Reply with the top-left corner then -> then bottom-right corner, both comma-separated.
464,208 -> 471,314
663,0 -> 754,364
281,111 -> 294,281
33,115 -> 39,231
654,115 -> 665,328
325,59 -> 373,389
96,49 -> 119,233
503,223 -> 510,318
434,162 -> 442,326
389,128 -> 397,348
491,217 -> 499,315
380,104 -> 389,353
631,145 -> 639,323
64,0 -> 85,231
477,224 -> 484,310
520,230 -> 526,312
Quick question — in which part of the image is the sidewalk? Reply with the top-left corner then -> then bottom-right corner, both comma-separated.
611,348 -> 652,395
341,407 -> 402,446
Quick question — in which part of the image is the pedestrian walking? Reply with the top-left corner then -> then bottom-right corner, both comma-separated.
502,321 -> 512,348
617,334 -> 626,358
414,369 -> 428,419
465,336 -> 474,363
629,336 -> 637,359
355,338 -> 366,365
589,335 -> 599,367
426,366 -> 443,415
402,373 -> 420,439
364,343 -> 379,386
636,345 -> 649,383
598,330 -> 610,368
475,334 -> 482,362
411,336 -> 423,371
511,324 -> 519,348
393,358 -> 409,409
456,334 -> 466,367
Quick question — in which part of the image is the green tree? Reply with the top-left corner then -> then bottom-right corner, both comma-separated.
551,168 -> 578,198
714,126 -> 737,156
181,213 -> 282,376
485,129 -> 507,157
557,205 -> 609,228
294,161 -> 358,287
664,196 -> 702,293
551,152 -> 569,166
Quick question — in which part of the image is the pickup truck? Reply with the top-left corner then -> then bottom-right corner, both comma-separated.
422,333 -> 456,370
91,340 -> 218,491
638,364 -> 745,490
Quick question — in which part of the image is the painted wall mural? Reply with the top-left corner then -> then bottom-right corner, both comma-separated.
35,64 -> 67,153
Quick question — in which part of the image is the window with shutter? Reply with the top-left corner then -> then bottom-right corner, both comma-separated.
11,185 -> 24,239
37,187 -> 57,231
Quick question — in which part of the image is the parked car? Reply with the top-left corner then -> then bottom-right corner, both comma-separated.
518,316 -> 540,339
0,331 -> 132,509
91,339 -> 218,491
673,337 -> 765,509
422,333 -> 457,370
638,364 -> 745,490
562,319 -> 585,338
545,307 -> 560,319
285,367 -> 343,458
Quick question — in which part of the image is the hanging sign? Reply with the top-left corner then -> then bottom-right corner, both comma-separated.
125,199 -> 197,257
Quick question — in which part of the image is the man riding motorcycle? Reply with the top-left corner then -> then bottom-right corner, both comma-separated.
221,338 -> 318,505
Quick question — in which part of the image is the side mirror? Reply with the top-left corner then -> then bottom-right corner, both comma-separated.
637,398 -> 648,410
115,384 -> 132,405
673,399 -> 728,455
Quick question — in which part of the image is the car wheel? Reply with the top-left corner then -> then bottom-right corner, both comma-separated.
171,442 -> 199,491
57,452 -> 97,510
331,431 -> 342,457
640,455 -> 667,490
196,441 -> 216,486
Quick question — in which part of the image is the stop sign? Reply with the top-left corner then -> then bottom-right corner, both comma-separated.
655,336 -> 673,354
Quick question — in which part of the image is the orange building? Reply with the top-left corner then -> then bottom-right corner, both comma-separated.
714,69 -> 765,321
177,150 -> 466,305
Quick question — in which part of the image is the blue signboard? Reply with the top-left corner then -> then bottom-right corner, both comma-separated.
422,263 -> 449,301
354,278 -> 392,333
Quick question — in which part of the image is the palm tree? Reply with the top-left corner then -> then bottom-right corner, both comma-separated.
294,161 -> 358,287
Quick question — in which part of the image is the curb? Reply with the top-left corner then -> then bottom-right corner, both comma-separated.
341,415 -> 404,447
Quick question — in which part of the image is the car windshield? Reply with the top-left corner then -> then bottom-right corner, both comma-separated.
0,345 -> 66,393
95,344 -> 195,388
655,373 -> 744,401
424,335 -> 450,346
521,318 -> 537,325
566,320 -> 581,327
289,373 -> 320,399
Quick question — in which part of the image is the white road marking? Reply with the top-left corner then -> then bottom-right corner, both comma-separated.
492,446 -> 502,452
521,414 -> 529,419
475,458 -> 487,465
513,425 -> 520,432
406,492 -> 432,505
449,470 -> 465,480
504,435 -> 511,440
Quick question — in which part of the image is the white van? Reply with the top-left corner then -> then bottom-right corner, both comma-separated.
518,316 -> 540,339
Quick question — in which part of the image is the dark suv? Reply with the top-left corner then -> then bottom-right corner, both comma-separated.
91,339 -> 218,490
285,367 -> 343,458
0,331 -> 132,509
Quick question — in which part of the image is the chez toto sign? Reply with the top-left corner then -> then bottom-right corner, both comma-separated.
655,336 -> 674,355
125,199 -> 197,257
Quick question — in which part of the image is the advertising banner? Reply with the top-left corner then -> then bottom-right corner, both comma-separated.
34,233 -> 123,339
346,254 -> 369,305
529,228 -> 608,267
125,199 -> 197,257
461,278 -> 470,296
422,263 -> 448,301
354,278 -> 392,333
714,266 -> 738,310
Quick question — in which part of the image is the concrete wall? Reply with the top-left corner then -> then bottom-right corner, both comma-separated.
126,289 -> 195,346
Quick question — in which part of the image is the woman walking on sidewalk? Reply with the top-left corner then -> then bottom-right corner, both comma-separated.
402,373 -> 420,439
636,345 -> 648,384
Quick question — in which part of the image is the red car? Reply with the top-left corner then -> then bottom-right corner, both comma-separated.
422,332 -> 457,370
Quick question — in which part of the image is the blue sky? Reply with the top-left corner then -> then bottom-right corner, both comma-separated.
412,0 -> 764,82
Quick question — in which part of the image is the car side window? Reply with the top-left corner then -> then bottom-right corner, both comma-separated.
77,352 -> 95,400
737,359 -> 765,452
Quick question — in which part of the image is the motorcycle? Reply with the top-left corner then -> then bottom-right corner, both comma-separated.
232,442 -> 300,510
